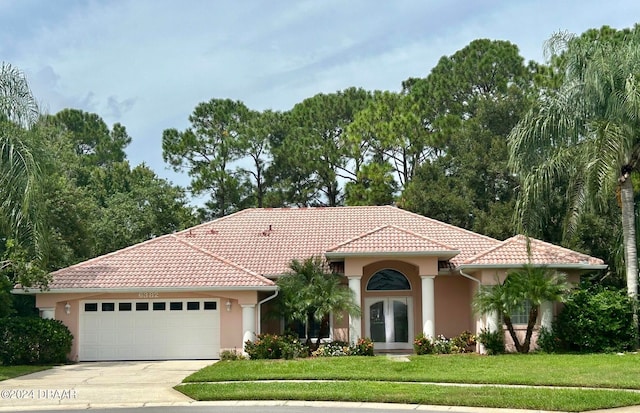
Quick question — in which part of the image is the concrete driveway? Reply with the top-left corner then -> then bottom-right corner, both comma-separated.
0,360 -> 214,411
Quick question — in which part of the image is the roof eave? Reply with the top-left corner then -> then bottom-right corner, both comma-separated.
12,285 -> 279,295
325,250 -> 460,259
456,263 -> 607,271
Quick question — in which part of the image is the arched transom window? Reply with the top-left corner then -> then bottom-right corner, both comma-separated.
366,269 -> 411,291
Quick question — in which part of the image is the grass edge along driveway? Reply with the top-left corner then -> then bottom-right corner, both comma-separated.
176,354 -> 640,412
0,365 -> 50,381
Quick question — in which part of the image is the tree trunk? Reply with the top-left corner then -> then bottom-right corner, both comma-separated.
620,176 -> 638,341
503,314 -> 523,353
522,306 -> 539,353
620,177 -> 638,299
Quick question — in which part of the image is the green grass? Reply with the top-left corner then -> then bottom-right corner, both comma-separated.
184,353 -> 640,389
178,354 -> 640,411
0,365 -> 50,381
176,382 -> 640,412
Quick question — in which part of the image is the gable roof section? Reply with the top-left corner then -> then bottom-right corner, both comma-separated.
461,234 -> 606,269
46,234 -> 275,290
325,225 -> 459,258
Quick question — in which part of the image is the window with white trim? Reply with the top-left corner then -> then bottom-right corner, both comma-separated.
510,300 -> 532,324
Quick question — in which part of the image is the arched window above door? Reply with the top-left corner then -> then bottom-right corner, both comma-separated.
366,269 -> 411,291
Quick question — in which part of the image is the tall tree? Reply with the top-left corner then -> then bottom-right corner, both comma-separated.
347,90 -> 432,189
508,25 -> 640,301
272,88 -> 371,206
400,40 -> 534,238
237,110 -> 283,208
162,99 -> 251,217
0,63 -> 48,288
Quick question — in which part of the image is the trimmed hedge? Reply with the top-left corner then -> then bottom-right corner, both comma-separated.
0,317 -> 73,365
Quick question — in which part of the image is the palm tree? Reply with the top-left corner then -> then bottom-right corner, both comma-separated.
0,63 -> 45,275
277,256 -> 361,352
473,265 -> 569,353
508,27 -> 640,302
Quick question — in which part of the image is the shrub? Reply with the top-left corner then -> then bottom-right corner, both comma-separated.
536,327 -> 558,353
554,287 -> 638,353
433,334 -> 453,354
0,317 -> 73,365
350,337 -> 374,356
413,333 -> 434,355
280,336 -> 307,359
313,340 -> 350,357
414,332 -> 477,355
244,334 -> 282,359
451,330 -> 477,353
220,349 -> 246,361
244,334 -> 307,360
477,329 -> 505,355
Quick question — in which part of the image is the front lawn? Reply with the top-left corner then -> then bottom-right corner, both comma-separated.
184,353 -> 640,389
0,365 -> 50,381
177,353 -> 640,411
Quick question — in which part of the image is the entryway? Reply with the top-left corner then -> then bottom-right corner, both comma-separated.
364,297 -> 413,350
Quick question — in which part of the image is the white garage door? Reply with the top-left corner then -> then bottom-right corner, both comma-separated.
79,299 -> 220,361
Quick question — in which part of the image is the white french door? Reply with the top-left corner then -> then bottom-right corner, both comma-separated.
364,297 -> 413,350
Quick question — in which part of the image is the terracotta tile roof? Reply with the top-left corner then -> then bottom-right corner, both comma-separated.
174,206 -> 501,276
462,234 -> 605,267
326,225 -> 459,256
47,206 -> 605,290
47,234 -> 275,289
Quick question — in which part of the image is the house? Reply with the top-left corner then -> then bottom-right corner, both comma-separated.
22,206 -> 606,361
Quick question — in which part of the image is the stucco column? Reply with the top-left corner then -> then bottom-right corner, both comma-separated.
421,275 -> 435,338
540,301 -> 553,331
241,304 -> 256,353
40,308 -> 55,319
348,276 -> 362,343
485,311 -> 500,332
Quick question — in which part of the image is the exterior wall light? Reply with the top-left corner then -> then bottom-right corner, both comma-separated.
226,299 -> 232,312
64,302 -> 71,315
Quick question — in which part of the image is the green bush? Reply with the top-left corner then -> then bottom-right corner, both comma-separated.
313,340 -> 350,357
312,338 -> 374,357
350,337 -> 374,356
414,332 -> 477,355
0,317 -> 73,365
536,327 -> 558,353
477,329 -> 505,355
220,349 -> 246,361
554,287 -> 638,353
451,330 -> 477,353
244,334 -> 307,360
413,332 -> 434,355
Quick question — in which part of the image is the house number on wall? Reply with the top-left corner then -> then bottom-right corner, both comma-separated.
138,292 -> 159,298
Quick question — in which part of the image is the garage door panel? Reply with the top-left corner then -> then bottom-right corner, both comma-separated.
79,299 -> 220,361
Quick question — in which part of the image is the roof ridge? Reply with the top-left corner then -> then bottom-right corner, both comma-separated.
325,225 -> 390,252
385,224 -> 458,250
175,208 -> 255,234
462,234 -> 603,266
523,235 -> 597,261
326,223 -> 458,253
462,234 -> 520,265
170,234 -> 275,285
389,206 -> 502,244
49,234 -> 175,275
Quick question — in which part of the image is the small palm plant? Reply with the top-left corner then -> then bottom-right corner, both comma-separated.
473,264 -> 569,353
277,256 -> 361,352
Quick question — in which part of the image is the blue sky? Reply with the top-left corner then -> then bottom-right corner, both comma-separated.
2,0 -> 639,202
